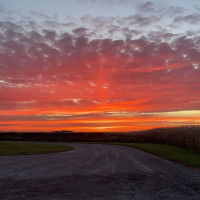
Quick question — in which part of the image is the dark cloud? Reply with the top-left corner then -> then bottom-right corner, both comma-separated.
174,14 -> 200,25
42,29 -> 57,40
44,20 -> 59,28
138,1 -> 155,12
127,14 -> 159,27
73,27 -> 88,36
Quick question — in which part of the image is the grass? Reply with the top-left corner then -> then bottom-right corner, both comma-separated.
1,141 -> 199,168
104,142 -> 200,168
0,142 -> 74,156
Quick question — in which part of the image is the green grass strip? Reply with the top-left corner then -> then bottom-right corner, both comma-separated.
105,142 -> 200,168
0,143 -> 73,156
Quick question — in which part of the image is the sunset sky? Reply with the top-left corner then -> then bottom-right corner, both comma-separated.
0,0 -> 200,132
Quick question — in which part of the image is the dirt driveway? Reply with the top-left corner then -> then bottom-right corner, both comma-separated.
0,143 -> 200,200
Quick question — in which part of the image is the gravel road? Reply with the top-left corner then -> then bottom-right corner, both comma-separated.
0,143 -> 200,200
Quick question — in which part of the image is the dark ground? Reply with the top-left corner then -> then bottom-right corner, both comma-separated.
0,143 -> 200,200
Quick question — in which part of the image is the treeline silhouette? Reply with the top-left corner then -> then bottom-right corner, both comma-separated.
0,126 -> 200,151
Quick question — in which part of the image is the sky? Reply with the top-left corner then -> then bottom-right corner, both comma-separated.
0,0 -> 200,132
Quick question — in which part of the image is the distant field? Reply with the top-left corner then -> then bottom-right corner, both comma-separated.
0,143 -> 73,156
106,143 -> 200,168
1,126 -> 200,151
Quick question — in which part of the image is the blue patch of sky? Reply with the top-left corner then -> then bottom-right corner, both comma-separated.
0,0 -> 199,19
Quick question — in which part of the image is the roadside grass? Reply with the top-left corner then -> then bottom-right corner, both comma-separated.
0,143 -> 73,156
1,141 -> 200,168
103,143 -> 200,168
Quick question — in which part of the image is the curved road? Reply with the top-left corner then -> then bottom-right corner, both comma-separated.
0,143 -> 200,200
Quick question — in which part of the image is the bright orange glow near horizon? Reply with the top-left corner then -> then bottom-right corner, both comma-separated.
0,1 -> 200,132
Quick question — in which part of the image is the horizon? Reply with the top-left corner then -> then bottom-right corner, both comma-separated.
1,125 -> 200,134
0,0 -> 200,132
